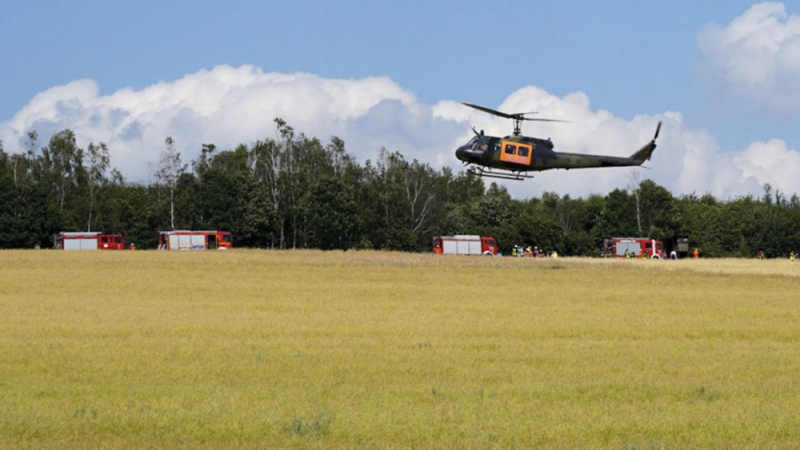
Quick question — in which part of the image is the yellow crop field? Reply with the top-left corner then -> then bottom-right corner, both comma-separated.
1,250 -> 799,449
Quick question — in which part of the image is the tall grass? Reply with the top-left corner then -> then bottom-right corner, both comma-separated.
1,250 -> 798,449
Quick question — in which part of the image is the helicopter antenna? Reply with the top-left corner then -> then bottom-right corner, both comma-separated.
462,102 -> 568,136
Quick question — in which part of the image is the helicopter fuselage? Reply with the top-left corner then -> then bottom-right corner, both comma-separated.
455,133 -> 652,174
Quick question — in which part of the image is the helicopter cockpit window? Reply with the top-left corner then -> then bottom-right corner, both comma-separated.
467,137 -> 479,149
518,147 -> 529,157
505,144 -> 516,155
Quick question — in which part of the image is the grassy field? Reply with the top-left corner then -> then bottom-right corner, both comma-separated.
1,250 -> 799,449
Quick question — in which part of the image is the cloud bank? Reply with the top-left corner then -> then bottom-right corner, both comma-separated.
698,2 -> 800,110
2,64 -> 800,199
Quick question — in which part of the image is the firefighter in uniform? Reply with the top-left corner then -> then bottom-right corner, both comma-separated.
790,251 -> 795,262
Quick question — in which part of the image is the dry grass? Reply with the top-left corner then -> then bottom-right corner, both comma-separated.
1,250 -> 799,449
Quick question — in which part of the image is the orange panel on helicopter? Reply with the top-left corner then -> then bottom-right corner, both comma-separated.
499,141 -> 533,166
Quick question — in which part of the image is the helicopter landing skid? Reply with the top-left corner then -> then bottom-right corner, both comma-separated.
467,166 -> 534,181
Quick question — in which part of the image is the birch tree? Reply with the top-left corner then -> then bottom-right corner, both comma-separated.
85,142 -> 109,231
627,171 -> 643,234
41,129 -> 82,215
155,137 -> 186,230
403,159 -> 436,233
251,138 -> 283,248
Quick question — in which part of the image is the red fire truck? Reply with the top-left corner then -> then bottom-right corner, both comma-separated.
603,237 -> 665,259
57,232 -> 126,250
158,230 -> 233,250
432,235 -> 499,256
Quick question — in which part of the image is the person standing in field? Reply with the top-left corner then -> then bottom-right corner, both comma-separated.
789,251 -> 795,262
693,248 -> 699,259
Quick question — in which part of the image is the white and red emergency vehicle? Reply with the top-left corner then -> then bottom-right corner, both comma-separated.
432,235 -> 499,256
604,237 -> 665,259
158,230 -> 233,250
57,232 -> 126,250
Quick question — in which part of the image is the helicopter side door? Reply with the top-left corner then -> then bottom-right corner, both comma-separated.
499,141 -> 533,166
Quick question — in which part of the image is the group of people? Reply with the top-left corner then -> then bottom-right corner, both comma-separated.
623,249 -> 651,259
511,245 -> 556,258
757,250 -> 796,260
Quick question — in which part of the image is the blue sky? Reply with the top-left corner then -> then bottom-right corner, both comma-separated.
2,1 -> 799,198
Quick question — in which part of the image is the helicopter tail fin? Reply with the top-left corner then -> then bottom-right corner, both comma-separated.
630,141 -> 656,163
629,121 -> 661,164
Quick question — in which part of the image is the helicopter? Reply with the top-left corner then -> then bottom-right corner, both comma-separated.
456,102 -> 662,180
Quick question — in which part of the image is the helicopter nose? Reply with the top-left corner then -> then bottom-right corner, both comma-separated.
455,145 -> 469,161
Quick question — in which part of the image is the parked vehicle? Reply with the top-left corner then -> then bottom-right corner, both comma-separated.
158,230 -> 233,250
432,235 -> 499,256
603,237 -> 665,259
56,232 -> 125,250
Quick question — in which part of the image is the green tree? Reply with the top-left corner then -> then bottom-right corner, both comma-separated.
593,188 -> 638,241
307,177 -> 360,250
637,179 -> 679,240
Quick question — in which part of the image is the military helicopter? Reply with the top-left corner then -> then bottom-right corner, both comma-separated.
456,102 -> 661,180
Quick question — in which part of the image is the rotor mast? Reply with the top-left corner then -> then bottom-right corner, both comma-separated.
512,117 -> 523,136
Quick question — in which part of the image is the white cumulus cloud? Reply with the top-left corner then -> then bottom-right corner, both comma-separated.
2,64 -> 800,199
697,2 -> 800,109
1,65 -> 451,181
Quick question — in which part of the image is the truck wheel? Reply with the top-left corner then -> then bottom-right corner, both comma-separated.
651,254 -> 660,260
483,251 -> 494,256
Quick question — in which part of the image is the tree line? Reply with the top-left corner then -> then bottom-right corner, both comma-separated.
1,120 -> 799,257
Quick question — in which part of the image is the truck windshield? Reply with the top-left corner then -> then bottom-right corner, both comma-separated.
222,235 -> 232,242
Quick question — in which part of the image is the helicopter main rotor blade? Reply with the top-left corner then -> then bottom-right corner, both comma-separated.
463,102 -> 568,123
462,102 -> 519,119
522,117 -> 570,123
